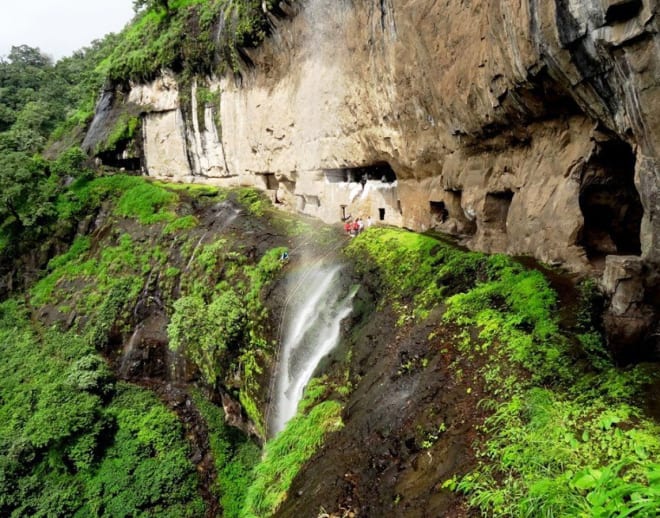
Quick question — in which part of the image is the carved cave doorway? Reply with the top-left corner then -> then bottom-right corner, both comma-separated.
578,139 -> 642,264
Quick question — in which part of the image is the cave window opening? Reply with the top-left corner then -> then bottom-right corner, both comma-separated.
307,195 -> 321,208
430,201 -> 448,222
484,191 -> 514,233
579,140 -> 642,264
397,200 -> 402,214
324,169 -> 349,183
264,173 -> 278,191
98,151 -> 141,171
444,189 -> 477,236
379,208 -> 386,221
605,0 -> 642,24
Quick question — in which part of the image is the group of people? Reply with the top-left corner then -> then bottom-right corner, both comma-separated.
344,216 -> 372,236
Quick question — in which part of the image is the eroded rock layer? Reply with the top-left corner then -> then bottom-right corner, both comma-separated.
84,0 -> 659,357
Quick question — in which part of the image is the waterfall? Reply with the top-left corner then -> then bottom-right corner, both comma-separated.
268,260 -> 357,436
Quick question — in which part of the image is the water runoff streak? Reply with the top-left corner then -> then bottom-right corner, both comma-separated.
269,260 -> 357,436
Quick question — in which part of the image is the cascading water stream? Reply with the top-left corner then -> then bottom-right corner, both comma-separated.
269,260 -> 357,436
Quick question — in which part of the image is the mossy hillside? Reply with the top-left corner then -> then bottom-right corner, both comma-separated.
347,227 -> 660,517
190,389 -> 260,518
55,174 -> 177,222
346,227 -> 487,322
167,237 -> 288,435
11,176 -> 303,515
94,113 -> 142,156
35,176 -> 288,427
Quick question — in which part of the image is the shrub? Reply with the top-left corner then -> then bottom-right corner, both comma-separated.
168,289 -> 246,385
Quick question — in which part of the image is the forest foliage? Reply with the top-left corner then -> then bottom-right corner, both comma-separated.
0,299 -> 204,517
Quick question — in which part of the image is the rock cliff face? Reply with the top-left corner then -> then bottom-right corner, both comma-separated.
84,0 -> 659,357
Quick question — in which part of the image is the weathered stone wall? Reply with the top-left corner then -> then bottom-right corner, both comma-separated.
85,0 -> 659,356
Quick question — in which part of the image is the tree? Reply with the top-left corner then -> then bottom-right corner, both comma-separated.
168,290 -> 246,385
133,0 -> 170,13
7,45 -> 51,68
0,152 -> 56,229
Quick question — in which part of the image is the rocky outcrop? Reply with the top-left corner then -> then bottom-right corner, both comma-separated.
84,0 -> 659,358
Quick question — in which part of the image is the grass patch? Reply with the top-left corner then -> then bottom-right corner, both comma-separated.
154,180 -> 220,197
163,215 -> 198,235
56,174 -> 166,221
115,182 -> 177,224
232,187 -> 270,217
241,387 -> 343,517
346,227 -> 486,322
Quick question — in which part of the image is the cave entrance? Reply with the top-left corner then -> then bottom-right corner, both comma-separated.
578,139 -> 642,264
605,0 -> 642,24
323,162 -> 397,184
483,191 -> 514,233
379,208 -> 386,221
98,151 -> 141,171
430,201 -> 448,223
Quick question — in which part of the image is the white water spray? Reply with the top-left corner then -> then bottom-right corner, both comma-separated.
269,261 -> 357,436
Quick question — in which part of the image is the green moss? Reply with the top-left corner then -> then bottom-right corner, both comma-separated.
93,114 -> 141,155
163,214 -> 198,234
195,85 -> 221,131
234,187 -> 270,217
0,230 -> 8,255
238,348 -> 266,436
195,238 -> 229,274
47,236 -> 91,270
346,227 -> 487,321
56,174 -> 159,221
153,180 -> 220,197
168,289 -> 246,385
351,227 -> 660,517
115,182 -> 177,224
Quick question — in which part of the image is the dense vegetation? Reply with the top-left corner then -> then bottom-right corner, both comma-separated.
0,39 -> 132,303
0,168 -> 343,516
347,228 -> 660,517
0,299 -> 204,516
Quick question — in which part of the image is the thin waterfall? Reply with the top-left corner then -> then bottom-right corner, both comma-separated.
118,322 -> 143,378
269,261 -> 357,436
